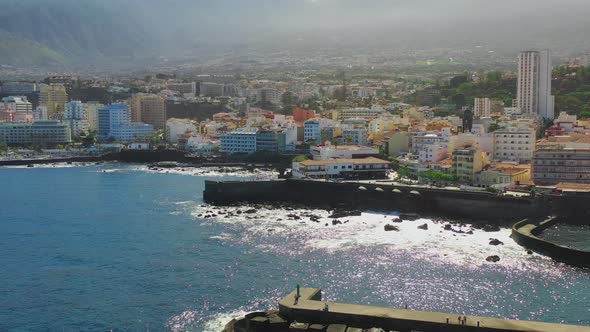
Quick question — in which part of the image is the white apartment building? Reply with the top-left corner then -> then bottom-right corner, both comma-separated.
451,133 -> 494,154
411,128 -> 452,163
333,107 -> 383,120
2,96 -> 32,113
64,101 -> 89,137
167,118 -> 197,143
292,157 -> 390,179
493,128 -> 536,163
342,128 -> 368,145
473,97 -> 491,117
311,144 -> 379,160
167,82 -> 197,96
0,120 -> 72,145
517,50 -> 554,120
33,106 -> 48,121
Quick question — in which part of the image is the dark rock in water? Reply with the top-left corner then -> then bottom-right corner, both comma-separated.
326,324 -> 347,332
329,209 -> 362,219
204,215 -> 211,218
236,211 -> 242,214
332,219 -> 342,225
392,218 -> 403,223
444,224 -> 452,231
211,214 -> 217,217
290,322 -> 309,330
384,224 -> 400,232
399,213 -> 420,221
527,249 -> 533,255
309,215 -> 321,222
466,230 -> 474,235
244,209 -> 257,214
486,255 -> 501,263
483,224 -> 501,232
417,223 -> 428,230
277,218 -> 282,221
489,238 -> 504,246
267,229 -> 274,232
325,223 -> 329,227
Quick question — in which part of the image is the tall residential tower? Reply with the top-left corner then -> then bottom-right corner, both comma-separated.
516,50 -> 554,120
129,94 -> 166,129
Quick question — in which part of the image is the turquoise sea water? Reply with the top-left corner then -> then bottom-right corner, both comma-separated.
1,164 -> 589,331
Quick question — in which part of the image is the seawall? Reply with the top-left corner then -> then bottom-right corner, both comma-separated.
226,288 -> 590,332
512,217 -> 590,267
0,156 -> 101,166
204,179 -> 545,222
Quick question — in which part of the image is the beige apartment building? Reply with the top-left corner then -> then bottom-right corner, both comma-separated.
129,94 -> 166,129
39,84 -> 68,120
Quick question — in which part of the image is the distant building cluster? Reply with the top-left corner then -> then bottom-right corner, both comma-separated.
3,49 -> 590,191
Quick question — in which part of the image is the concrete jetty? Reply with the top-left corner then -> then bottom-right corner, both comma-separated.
225,288 -> 590,332
512,216 -> 590,267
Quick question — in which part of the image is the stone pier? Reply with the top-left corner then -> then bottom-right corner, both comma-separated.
225,288 -> 590,332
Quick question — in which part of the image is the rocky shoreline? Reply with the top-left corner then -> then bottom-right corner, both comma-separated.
197,202 -> 525,265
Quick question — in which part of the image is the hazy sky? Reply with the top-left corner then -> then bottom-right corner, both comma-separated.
2,0 -> 590,60
150,0 -> 590,47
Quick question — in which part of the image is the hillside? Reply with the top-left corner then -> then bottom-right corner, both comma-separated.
0,0 -> 152,67
0,31 -> 65,67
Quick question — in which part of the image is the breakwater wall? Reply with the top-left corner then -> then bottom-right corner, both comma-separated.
0,156 -> 101,166
204,179 -> 545,222
512,217 -> 590,267
226,288 -> 590,332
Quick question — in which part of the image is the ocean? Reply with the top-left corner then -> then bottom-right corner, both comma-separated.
0,164 -> 589,331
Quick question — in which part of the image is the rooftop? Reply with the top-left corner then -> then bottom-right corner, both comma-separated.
299,157 -> 389,166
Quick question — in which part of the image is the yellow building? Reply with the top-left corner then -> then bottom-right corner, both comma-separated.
129,94 -> 166,129
39,84 -> 68,120
426,120 -> 453,131
476,163 -> 531,188
452,144 -> 490,184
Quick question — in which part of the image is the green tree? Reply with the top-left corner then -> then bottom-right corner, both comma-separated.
450,75 -> 469,89
488,123 -> 501,132
397,166 -> 411,178
450,93 -> 466,108
0,142 -> 8,155
82,130 -> 98,147
292,155 -> 309,163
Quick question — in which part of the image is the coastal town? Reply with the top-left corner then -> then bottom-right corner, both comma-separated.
2,50 -> 590,194
4,1 -> 590,331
